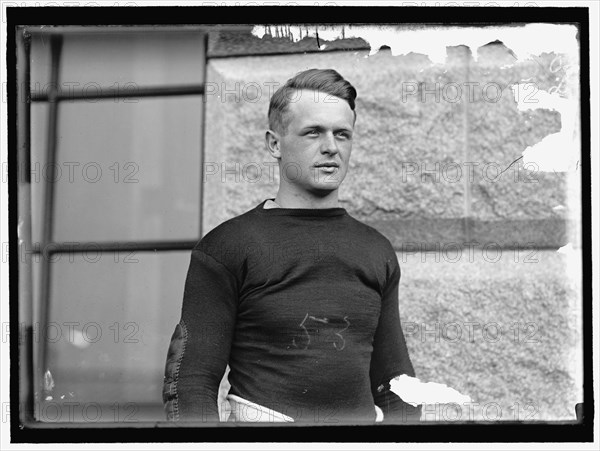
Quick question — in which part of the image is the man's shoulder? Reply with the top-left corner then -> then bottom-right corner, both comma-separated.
193,203 -> 262,252
343,213 -> 395,251
342,214 -> 400,278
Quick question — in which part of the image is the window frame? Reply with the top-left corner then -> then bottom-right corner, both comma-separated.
17,25 -> 210,427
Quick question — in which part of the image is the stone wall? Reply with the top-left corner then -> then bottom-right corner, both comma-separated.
205,29 -> 582,421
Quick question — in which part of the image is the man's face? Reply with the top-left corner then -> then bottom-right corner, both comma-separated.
274,89 -> 355,197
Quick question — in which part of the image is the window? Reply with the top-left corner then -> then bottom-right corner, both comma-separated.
21,26 -> 208,422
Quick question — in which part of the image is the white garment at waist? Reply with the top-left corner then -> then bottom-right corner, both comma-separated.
224,394 -> 383,422
225,394 -> 294,422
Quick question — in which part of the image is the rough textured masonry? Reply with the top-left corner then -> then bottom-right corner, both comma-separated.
204,33 -> 581,421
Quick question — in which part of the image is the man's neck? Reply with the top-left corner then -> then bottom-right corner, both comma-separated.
274,189 -> 339,209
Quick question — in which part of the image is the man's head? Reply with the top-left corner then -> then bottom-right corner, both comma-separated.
268,69 -> 357,135
265,69 -> 358,201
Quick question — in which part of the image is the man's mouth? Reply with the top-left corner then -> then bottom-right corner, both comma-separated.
314,162 -> 339,174
314,162 -> 339,168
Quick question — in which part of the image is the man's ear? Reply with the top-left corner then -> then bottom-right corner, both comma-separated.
265,129 -> 282,159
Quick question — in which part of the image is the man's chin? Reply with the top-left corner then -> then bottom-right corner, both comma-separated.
307,183 -> 342,196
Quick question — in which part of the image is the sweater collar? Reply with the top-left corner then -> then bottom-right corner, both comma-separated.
255,198 -> 347,217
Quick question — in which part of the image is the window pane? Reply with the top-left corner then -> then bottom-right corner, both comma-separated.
59,31 -> 205,92
30,102 -> 49,245
36,96 -> 202,243
30,32 -> 53,88
38,251 -> 189,422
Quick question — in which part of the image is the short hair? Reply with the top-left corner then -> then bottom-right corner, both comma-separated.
268,68 -> 357,134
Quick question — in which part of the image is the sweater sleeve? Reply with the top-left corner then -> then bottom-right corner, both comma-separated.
369,253 -> 421,423
163,248 -> 239,422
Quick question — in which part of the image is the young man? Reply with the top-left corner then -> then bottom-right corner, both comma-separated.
163,69 -> 420,424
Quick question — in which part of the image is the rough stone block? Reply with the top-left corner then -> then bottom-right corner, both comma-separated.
467,43 -> 570,247
399,250 -> 582,421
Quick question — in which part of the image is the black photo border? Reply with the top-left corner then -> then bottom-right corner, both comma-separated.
6,4 -> 593,444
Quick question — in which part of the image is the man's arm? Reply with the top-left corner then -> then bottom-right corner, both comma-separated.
163,248 -> 238,422
369,255 -> 422,423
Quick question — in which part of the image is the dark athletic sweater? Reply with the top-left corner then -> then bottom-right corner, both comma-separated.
163,199 -> 418,424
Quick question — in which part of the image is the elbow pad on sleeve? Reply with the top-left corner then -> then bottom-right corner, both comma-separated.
163,321 -> 188,421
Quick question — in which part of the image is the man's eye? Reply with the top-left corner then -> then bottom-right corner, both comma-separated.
307,130 -> 319,136
335,132 -> 351,139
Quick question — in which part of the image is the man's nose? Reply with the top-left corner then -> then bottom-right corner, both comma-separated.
320,132 -> 339,154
